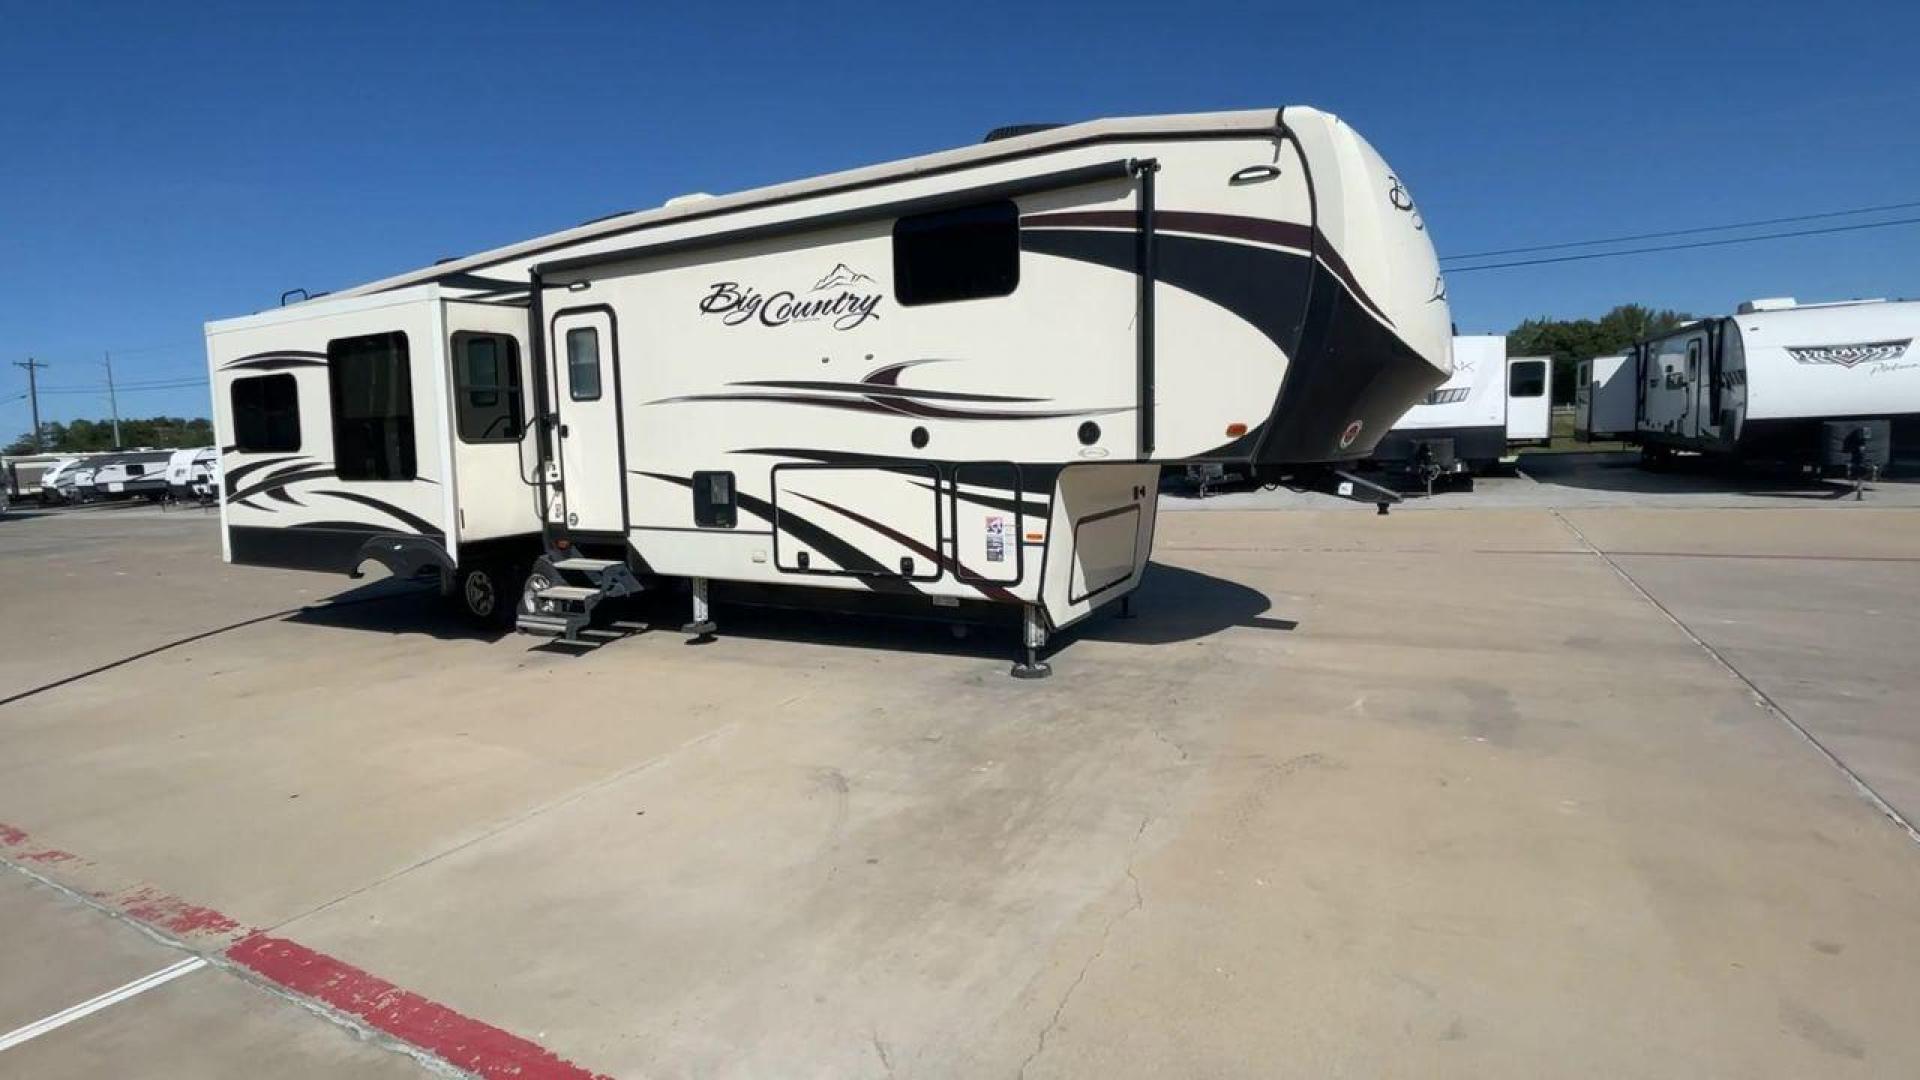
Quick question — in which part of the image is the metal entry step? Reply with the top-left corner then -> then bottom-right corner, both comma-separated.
552,557 -> 626,572
515,555 -> 646,645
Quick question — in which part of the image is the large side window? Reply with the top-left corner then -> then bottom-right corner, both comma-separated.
328,331 -> 416,481
231,373 -> 301,452
1508,359 -> 1546,398
451,333 -> 523,442
567,327 -> 602,401
892,199 -> 1019,306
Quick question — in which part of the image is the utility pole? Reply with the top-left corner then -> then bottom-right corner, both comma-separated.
104,350 -> 122,447
13,358 -> 48,450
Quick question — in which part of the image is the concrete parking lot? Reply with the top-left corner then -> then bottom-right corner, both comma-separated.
4,467 -> 1919,1078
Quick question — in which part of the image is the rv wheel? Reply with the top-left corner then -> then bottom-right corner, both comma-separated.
454,562 -> 514,627
520,556 -> 559,619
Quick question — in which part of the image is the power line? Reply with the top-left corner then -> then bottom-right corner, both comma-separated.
37,381 -> 208,395
1444,215 -> 1920,274
1439,198 -> 1920,262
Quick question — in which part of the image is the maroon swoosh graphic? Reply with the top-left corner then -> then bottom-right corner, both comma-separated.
1021,209 -> 1392,328
647,391 -> 1128,421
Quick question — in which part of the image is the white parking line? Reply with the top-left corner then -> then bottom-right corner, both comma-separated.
0,956 -> 207,1052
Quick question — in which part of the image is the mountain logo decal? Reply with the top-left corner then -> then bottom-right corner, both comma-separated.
814,263 -> 876,292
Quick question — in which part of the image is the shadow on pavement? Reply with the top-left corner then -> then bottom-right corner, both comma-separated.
1517,450 -> 1911,499
291,560 -> 1284,666
282,580 -> 506,642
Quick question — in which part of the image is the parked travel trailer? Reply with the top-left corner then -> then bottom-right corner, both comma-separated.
3,454 -> 71,502
207,106 -> 1452,673
165,446 -> 219,501
1601,298 -> 1919,473
1367,337 -> 1551,484
88,450 -> 175,500
66,463 -> 100,500
38,457 -> 87,503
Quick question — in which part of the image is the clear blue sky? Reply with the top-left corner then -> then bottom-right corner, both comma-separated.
4,0 -> 1917,432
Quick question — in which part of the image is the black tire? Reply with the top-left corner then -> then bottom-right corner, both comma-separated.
453,562 -> 517,628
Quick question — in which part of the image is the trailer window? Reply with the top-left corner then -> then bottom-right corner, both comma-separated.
327,331 -> 416,481
231,373 -> 301,452
452,333 -> 523,442
892,199 -> 1019,306
567,327 -> 602,401
1509,359 -> 1546,398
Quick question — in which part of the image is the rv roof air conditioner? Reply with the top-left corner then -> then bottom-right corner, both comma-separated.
1737,297 -> 1797,314
662,192 -> 714,207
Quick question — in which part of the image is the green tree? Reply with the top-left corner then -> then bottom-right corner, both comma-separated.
1509,304 -> 1691,404
4,416 -> 212,454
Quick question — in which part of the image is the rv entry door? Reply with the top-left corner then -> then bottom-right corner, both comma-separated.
550,306 -> 627,536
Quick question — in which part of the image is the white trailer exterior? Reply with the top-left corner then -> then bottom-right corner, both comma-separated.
1574,352 -> 1633,440
1623,298 -> 1920,467
164,446 -> 218,500
1370,337 -> 1552,476
1504,354 -> 1552,443
207,106 -> 1451,669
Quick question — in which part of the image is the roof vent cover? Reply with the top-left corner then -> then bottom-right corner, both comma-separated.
983,123 -> 1063,143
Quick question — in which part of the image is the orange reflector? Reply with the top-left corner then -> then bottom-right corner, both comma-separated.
555,538 -> 571,550
1025,532 -> 1044,541
1225,422 -> 1248,437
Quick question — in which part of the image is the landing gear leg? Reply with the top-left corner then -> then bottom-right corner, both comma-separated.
1010,604 -> 1052,680
682,577 -> 717,643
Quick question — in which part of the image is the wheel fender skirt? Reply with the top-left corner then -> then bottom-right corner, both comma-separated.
350,534 -> 455,580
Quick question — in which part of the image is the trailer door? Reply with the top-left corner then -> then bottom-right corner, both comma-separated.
1505,357 -> 1550,441
549,306 -> 627,536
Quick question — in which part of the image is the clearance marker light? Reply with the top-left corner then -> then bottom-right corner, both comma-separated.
1225,422 -> 1248,437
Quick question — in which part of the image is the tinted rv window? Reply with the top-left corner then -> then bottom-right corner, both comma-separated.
567,327 -> 602,401
327,332 -> 416,481
1509,360 -> 1546,398
892,200 -> 1019,306
231,373 -> 301,452
452,333 -> 523,442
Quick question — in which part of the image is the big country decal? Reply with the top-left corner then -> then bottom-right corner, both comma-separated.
699,263 -> 883,331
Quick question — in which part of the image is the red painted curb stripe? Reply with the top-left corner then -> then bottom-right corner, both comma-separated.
4,821 -> 609,1079
227,933 -> 610,1080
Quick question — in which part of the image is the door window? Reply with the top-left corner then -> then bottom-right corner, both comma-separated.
567,327 -> 602,401
1508,359 -> 1546,398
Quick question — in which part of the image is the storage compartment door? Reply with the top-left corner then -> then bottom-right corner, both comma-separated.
773,465 -> 941,581
1068,504 -> 1142,604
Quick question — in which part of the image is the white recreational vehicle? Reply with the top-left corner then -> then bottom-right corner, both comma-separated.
206,106 -> 1452,674
90,450 -> 175,501
1367,335 -> 1551,483
1583,298 -> 1920,474
36,456 -> 94,504
164,446 -> 218,501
